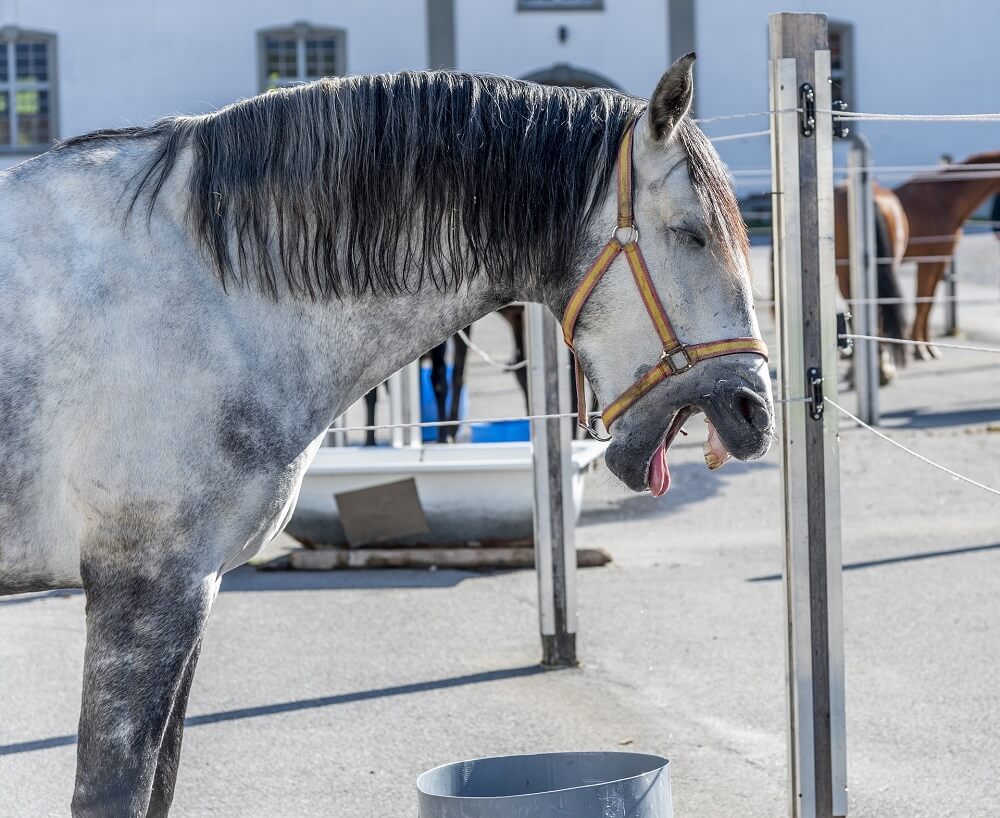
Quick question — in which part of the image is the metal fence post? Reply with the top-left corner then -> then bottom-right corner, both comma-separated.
847,135 -> 879,425
769,12 -> 847,818
945,257 -> 959,336
525,302 -> 577,667
939,156 -> 960,337
388,368 -> 405,448
403,360 -> 424,447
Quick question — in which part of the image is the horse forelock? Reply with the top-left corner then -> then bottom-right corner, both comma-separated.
673,119 -> 751,274
86,72 -> 644,300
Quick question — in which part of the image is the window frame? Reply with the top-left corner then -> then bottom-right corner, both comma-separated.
0,26 -> 58,154
517,0 -> 603,10
828,20 -> 855,109
257,23 -> 347,92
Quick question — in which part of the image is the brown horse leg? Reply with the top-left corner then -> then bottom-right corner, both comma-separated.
912,261 -> 947,360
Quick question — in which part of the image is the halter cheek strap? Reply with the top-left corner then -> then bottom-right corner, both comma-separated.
561,122 -> 768,440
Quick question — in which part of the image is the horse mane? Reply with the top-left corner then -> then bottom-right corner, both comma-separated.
673,121 -> 751,271
56,71 -> 745,300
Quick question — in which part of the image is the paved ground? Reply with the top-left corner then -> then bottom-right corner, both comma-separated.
1,236 -> 998,816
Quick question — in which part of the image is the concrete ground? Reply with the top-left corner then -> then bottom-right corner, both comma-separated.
1,236 -> 998,817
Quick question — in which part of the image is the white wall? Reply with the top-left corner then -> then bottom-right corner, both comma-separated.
1,0 -> 997,184
0,0 -> 428,169
699,0 -> 1000,186
454,0 -> 670,98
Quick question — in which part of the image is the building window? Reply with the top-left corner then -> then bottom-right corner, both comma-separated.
0,29 -> 56,151
518,0 -> 603,10
258,24 -> 346,91
828,21 -> 854,107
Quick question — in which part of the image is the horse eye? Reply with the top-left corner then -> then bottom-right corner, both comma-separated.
672,227 -> 706,248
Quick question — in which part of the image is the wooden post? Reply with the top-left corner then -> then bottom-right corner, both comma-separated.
525,303 -> 577,667
847,134 -> 879,425
769,12 -> 847,818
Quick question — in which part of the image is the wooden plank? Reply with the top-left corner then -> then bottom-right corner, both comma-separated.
770,12 -> 847,818
333,478 -> 430,547
284,546 -> 612,571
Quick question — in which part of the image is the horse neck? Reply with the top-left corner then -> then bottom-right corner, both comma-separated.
896,156 -> 1000,232
256,273 -> 526,434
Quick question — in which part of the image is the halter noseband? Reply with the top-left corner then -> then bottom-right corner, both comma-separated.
561,122 -> 769,441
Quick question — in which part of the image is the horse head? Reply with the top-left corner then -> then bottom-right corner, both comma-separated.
561,55 -> 773,495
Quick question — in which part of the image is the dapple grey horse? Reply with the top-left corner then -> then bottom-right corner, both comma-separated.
0,56 -> 772,815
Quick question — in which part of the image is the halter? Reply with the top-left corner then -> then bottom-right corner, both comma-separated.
561,122 -> 769,441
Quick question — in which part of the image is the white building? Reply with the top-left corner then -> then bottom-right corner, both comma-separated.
2,0 -> 998,192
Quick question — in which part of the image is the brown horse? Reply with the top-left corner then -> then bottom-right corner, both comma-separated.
894,151 -> 1000,358
834,181 -> 910,380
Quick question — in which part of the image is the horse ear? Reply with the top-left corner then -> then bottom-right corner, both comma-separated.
648,52 -> 695,142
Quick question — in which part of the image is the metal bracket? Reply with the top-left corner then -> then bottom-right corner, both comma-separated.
836,312 -> 853,350
807,367 -> 824,420
799,83 -> 816,137
832,98 -> 850,139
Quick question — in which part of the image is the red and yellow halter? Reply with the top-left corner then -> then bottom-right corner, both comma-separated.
561,122 -> 769,440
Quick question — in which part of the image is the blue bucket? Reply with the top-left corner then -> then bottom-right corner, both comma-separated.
420,365 -> 468,442
470,418 -> 531,443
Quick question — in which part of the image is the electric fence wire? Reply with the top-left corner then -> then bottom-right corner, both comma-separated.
826,397 -> 1000,498
840,334 -> 1000,355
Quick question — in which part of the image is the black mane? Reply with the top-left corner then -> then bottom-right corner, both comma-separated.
58,71 -> 745,300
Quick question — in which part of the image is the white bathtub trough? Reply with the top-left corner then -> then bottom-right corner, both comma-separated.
287,441 -> 606,547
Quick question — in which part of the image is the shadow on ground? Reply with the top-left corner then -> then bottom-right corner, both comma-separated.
747,541 -> 1000,583
0,565 -> 500,607
220,565 -> 502,593
0,664 -> 553,757
878,406 -> 1000,430
579,458 -> 775,527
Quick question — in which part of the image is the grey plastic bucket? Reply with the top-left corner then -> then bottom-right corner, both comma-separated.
417,751 -> 672,818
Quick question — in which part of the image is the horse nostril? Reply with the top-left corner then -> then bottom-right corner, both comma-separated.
736,389 -> 771,431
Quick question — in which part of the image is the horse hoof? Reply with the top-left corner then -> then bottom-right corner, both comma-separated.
913,343 -> 931,362
926,344 -> 942,360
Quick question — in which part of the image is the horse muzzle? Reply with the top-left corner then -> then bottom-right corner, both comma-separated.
702,378 -> 774,462
602,359 -> 774,494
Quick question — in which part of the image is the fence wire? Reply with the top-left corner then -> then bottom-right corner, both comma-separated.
819,110 -> 1000,122
710,129 -> 771,143
331,395 -> 810,436
840,334 -> 1000,355
844,295 -> 1000,306
827,398 -> 1000,498
456,328 -> 527,372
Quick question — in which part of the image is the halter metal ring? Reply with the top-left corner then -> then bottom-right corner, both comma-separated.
661,345 -> 693,374
581,415 -> 613,442
612,223 -> 639,245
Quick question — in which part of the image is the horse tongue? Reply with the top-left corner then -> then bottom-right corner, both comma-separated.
648,440 -> 671,497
